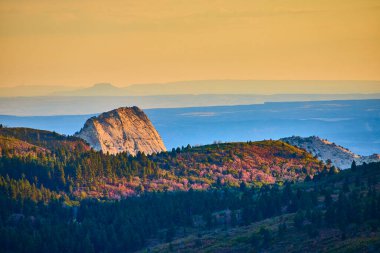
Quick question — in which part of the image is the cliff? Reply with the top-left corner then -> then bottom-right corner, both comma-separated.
75,106 -> 166,155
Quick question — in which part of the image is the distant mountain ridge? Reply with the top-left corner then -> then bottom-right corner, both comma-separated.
281,136 -> 380,169
2,80 -> 380,97
75,106 -> 166,155
1,94 -> 380,117
54,83 -> 123,96
51,80 -> 380,96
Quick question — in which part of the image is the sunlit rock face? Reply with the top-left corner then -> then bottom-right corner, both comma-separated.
281,136 -> 380,169
76,106 -> 166,155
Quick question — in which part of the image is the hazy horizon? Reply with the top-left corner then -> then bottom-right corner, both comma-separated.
1,99 -> 379,155
1,80 -> 380,97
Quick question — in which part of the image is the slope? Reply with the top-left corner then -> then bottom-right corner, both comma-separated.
281,136 -> 380,169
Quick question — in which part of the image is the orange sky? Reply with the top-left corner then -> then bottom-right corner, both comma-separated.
0,0 -> 379,88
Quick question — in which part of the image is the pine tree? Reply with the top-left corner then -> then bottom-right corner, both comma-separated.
351,160 -> 357,171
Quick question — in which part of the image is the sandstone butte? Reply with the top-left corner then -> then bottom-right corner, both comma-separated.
75,106 -> 166,155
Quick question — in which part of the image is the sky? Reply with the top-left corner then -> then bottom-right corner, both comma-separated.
0,0 -> 380,89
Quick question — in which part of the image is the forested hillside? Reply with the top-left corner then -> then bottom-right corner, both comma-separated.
0,127 -> 324,200
146,162 -> 380,253
1,159 -> 379,252
1,127 -> 378,252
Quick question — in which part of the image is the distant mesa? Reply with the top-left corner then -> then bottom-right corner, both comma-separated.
281,136 -> 380,169
91,83 -> 117,89
53,82 -> 123,96
75,106 -> 166,155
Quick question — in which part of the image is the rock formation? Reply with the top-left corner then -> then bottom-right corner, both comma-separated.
281,136 -> 380,169
75,106 -> 166,155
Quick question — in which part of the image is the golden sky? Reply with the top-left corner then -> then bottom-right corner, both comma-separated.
0,0 -> 379,87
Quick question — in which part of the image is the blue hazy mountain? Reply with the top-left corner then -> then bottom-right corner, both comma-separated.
1,94 -> 380,116
0,100 -> 379,156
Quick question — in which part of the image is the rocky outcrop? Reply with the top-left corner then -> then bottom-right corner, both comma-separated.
281,136 -> 380,169
75,106 -> 166,155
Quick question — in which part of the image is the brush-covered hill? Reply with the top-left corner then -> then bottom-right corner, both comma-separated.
0,126 -> 91,153
151,141 -> 323,188
0,126 -> 325,199
0,135 -> 49,158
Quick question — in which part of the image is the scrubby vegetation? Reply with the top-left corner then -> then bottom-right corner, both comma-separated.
0,127 -> 90,153
0,127 -> 324,199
